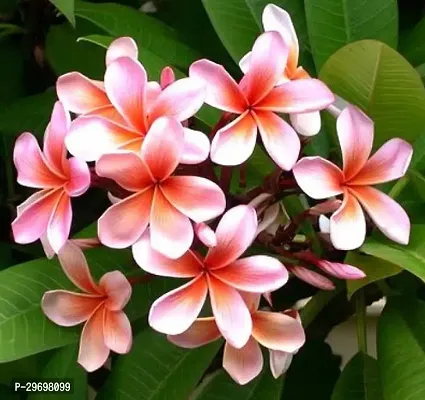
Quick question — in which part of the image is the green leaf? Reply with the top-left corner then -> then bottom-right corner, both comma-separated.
305,0 -> 398,70
97,328 -> 221,400
0,248 -> 178,362
194,369 -> 283,399
360,225 -> 425,283
407,169 -> 425,201
28,345 -> 86,400
74,1 -> 200,70
320,40 -> 425,147
332,352 -> 383,400
378,296 -> 425,400
50,0 -> 75,26
202,0 -> 313,70
345,252 -> 401,299
400,16 -> 425,67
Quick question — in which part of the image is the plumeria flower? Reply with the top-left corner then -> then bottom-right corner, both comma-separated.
168,293 -> 305,385
293,105 -> 413,250
194,222 -> 217,247
95,116 -> 225,259
189,31 -> 334,170
239,4 -> 322,136
41,242 -> 132,372
132,205 -> 288,348
58,37 -> 209,164
12,102 -> 90,254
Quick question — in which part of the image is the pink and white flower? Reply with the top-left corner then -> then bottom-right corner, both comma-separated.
239,4 -> 323,136
41,242 -> 132,372
189,31 -> 334,170
58,37 -> 209,164
95,116 -> 225,259
293,105 -> 412,250
133,205 -> 288,348
168,294 -> 304,385
12,102 -> 90,254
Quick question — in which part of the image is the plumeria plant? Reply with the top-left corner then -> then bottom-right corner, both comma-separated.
1,0 -> 425,398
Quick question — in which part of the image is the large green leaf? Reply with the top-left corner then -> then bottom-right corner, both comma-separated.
400,16 -> 425,67
345,252 -> 401,299
97,328 -> 221,400
194,369 -> 283,400
360,225 -> 425,283
0,247 -> 178,362
50,0 -> 75,26
28,345 -> 86,400
305,0 -> 398,70
378,296 -> 425,400
74,1 -> 200,70
320,40 -> 425,147
202,0 -> 313,71
332,352 -> 383,400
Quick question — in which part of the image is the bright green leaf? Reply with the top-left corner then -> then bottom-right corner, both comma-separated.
305,0 -> 398,70
0,248 -> 178,362
378,296 -> 425,400
50,0 -> 75,27
332,352 -> 383,400
361,225 -> 425,283
320,40 -> 425,147
194,369 -> 283,399
28,345 -> 86,400
97,328 -> 221,400
74,1 -> 200,70
345,252 -> 401,299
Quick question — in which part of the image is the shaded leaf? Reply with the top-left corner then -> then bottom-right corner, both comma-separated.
400,16 -> 425,67
50,0 -> 75,26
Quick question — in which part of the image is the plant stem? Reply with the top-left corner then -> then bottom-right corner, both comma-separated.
355,290 -> 368,354
389,176 -> 408,199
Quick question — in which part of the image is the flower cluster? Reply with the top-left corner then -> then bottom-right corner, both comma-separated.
11,4 -> 412,384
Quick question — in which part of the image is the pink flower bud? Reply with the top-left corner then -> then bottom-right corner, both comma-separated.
160,66 -> 176,89
290,266 -> 335,290
317,260 -> 366,280
309,199 -> 341,216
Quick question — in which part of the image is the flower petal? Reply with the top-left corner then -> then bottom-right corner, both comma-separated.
65,157 -> 91,197
223,339 -> 263,385
330,191 -> 366,250
98,188 -> 154,249
106,37 -> 138,66
78,307 -> 110,372
180,128 -> 210,164
336,105 -> 374,180
103,310 -> 132,353
290,111 -> 321,137
205,205 -> 257,269
350,186 -> 410,245
253,110 -> 300,171
319,215 -> 330,234
189,59 -> 247,113
14,132 -> 63,188
104,57 -> 147,132
57,72 -> 109,114
150,187 -> 193,259
99,271 -> 132,311
293,157 -> 344,199
57,241 -> 100,294
256,79 -> 334,113
290,266 -> 335,290
84,104 -> 130,128
141,117 -> 184,180
350,138 -> 413,185
210,111 -> 257,166
207,274 -> 252,349
66,116 -> 140,161
161,176 -> 225,223
43,101 -> 70,175
149,275 -> 208,335
42,290 -> 102,327
317,260 -> 365,280
12,189 -> 61,245
238,51 -> 252,75
194,222 -> 217,247
96,152 -> 153,192
252,311 -> 305,353
148,77 -> 205,122
269,350 -> 293,378
168,317 -> 221,348
46,192 -> 72,254
240,31 -> 288,105
213,255 -> 288,293
132,229 -> 202,278
160,66 -> 176,89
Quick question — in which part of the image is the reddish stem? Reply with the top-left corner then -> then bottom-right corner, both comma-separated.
127,275 -> 154,285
